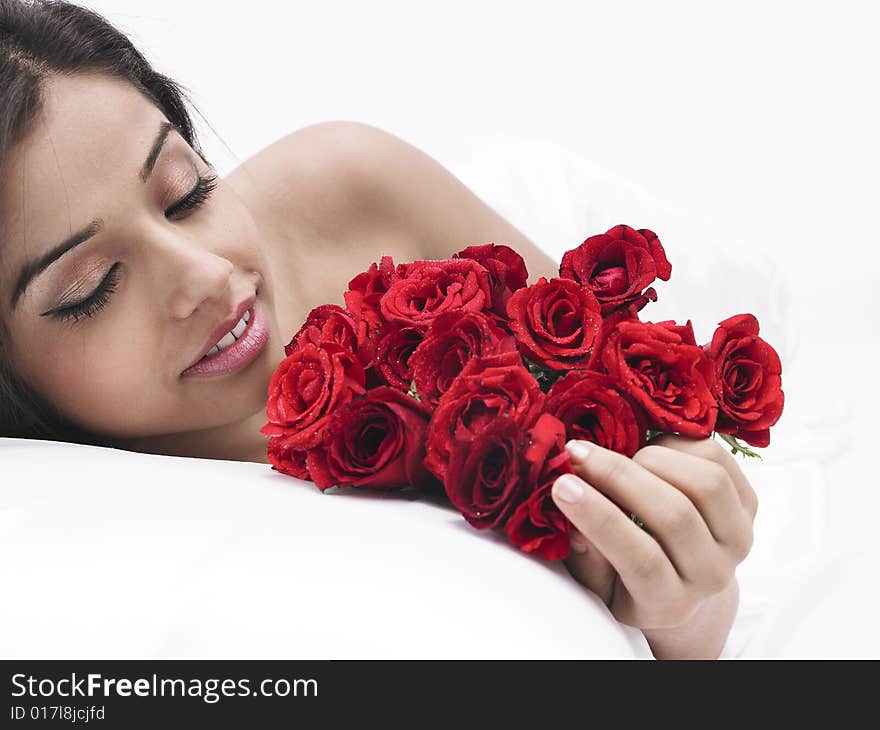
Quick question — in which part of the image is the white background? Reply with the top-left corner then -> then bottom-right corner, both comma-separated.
28,0 -> 872,655
89,0 -> 876,508
91,0 -> 878,345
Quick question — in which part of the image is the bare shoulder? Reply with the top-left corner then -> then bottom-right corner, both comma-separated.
224,120 -> 393,237
223,121 -> 433,329
225,120 -> 558,280
289,120 -> 560,278
225,120 -> 454,275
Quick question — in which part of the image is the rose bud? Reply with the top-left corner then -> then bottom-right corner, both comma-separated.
559,224 -> 671,316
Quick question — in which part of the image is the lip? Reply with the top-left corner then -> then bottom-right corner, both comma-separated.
180,294 -> 269,377
180,297 -> 269,378
183,294 -> 256,371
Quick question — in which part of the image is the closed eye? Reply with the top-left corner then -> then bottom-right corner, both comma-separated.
165,172 -> 219,219
43,172 -> 220,324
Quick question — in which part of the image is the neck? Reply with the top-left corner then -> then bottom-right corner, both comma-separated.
113,407 -> 271,464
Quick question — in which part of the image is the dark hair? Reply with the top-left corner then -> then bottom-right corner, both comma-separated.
0,0 -> 213,448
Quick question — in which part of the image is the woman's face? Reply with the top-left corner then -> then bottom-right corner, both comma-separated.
0,72 -> 284,443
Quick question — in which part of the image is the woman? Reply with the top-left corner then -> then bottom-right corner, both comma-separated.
0,0 -> 753,659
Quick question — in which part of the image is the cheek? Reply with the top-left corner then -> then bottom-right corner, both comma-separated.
218,193 -> 265,259
22,324 -> 163,430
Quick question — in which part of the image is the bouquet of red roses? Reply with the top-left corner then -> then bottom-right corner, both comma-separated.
260,224 -> 784,561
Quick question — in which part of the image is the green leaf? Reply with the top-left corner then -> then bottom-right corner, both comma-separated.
630,512 -> 653,537
407,380 -> 421,402
522,356 -> 544,376
716,432 -> 763,460
521,356 -> 565,392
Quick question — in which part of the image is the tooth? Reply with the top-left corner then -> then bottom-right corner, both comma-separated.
243,309 -> 251,323
216,331 -> 236,350
231,316 -> 247,338
201,344 -> 220,361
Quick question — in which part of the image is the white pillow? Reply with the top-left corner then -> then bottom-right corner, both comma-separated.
0,436 -> 650,659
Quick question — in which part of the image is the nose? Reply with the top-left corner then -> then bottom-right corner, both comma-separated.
150,232 -> 236,320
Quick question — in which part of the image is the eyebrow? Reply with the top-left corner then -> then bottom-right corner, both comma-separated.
9,120 -> 179,311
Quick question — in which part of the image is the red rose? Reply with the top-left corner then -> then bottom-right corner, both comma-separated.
599,319 -> 717,438
506,276 -> 603,370
374,321 -> 426,391
584,304 -> 643,371
559,224 -> 672,315
343,255 -> 397,332
409,310 -> 517,408
504,479 -> 572,561
453,243 -> 528,318
504,413 -> 574,561
260,342 -> 367,449
266,437 -> 310,480
545,370 -> 647,457
379,259 -> 493,326
307,386 -> 434,491
444,416 -> 531,530
703,313 -> 784,448
286,304 -> 356,355
424,351 -> 546,481
285,304 -> 374,368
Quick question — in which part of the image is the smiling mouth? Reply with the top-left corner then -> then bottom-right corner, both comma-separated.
182,294 -> 256,372
180,297 -> 269,378
197,308 -> 251,361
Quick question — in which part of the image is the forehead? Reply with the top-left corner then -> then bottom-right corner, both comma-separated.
0,74 -> 169,273
2,72 -> 165,192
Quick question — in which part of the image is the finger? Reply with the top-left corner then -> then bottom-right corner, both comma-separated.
569,526 -> 589,553
649,433 -> 759,521
563,440 -> 717,583
551,472 -> 679,598
633,443 -> 753,559
563,528 -> 617,606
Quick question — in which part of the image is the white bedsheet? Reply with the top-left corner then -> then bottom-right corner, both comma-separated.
0,436 -> 648,659
2,134 -> 875,659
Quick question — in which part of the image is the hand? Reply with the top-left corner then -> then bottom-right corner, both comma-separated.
551,433 -> 758,649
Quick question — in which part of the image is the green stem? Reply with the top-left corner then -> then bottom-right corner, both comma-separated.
716,432 -> 763,460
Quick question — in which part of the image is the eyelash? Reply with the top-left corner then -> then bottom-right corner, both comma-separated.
49,172 -> 219,324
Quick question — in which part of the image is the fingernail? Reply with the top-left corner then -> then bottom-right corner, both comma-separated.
554,474 -> 585,504
565,440 -> 591,461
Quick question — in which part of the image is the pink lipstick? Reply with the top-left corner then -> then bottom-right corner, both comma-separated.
181,297 -> 269,378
